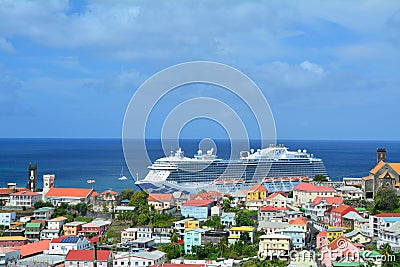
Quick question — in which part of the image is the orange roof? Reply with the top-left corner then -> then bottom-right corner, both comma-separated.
370,161 -> 385,174
66,250 -> 111,261
312,196 -> 343,205
265,192 -> 287,200
379,171 -> 395,179
362,176 -> 373,181
317,231 -> 327,237
389,163 -> 400,174
45,188 -> 94,198
289,217 -> 308,225
331,205 -> 356,215
14,240 -> 50,258
373,213 -> 400,217
328,236 -> 354,251
293,182 -> 335,192
148,193 -> 173,202
183,199 -> 212,207
90,191 -> 98,197
100,190 -> 118,196
259,206 -> 288,211
10,190 -> 41,196
247,184 -> 267,192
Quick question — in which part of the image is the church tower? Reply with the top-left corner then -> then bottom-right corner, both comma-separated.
377,148 -> 386,163
27,162 -> 37,191
43,174 -> 55,197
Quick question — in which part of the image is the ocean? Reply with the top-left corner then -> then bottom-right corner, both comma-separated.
1,138 -> 400,193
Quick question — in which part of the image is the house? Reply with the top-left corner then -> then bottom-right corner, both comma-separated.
289,217 -> 308,231
24,221 -> 44,241
344,230 -> 371,245
304,196 -> 343,221
276,226 -> 306,249
220,212 -> 236,227
172,191 -> 190,210
210,205 -> 222,217
4,222 -> 25,237
342,211 -> 368,230
330,205 -> 358,227
202,230 -> 229,245
34,207 -> 55,220
121,228 -> 138,243
369,213 -> 400,237
63,221 -> 86,236
230,190 -> 247,207
113,251 -> 166,267
286,211 -> 303,221
326,227 -> 344,242
0,247 -> 20,266
377,221 -> 400,252
293,183 -> 335,207
44,188 -> 96,206
7,190 -> 41,207
258,234 -> 292,259
0,236 -> 28,248
65,249 -> 112,267
316,232 -> 328,249
153,227 -> 172,244
12,239 -> 50,259
264,192 -> 287,208
228,226 -> 255,244
321,236 -> 360,267
181,199 -> 212,219
93,190 -> 119,212
49,236 -> 90,255
80,220 -> 111,237
258,206 -> 288,221
0,212 -> 16,227
147,193 -> 175,211
336,186 -> 363,200
184,228 -> 205,254
257,221 -> 290,233
47,216 -> 67,231
173,219 -> 199,240
362,149 -> 400,198
246,184 -> 267,202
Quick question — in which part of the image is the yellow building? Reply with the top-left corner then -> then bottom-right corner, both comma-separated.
258,234 -> 292,259
245,184 -> 267,202
62,221 -> 85,236
184,220 -> 200,231
326,227 -> 344,242
228,226 -> 255,244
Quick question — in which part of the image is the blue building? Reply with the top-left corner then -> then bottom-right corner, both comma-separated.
220,212 -> 236,227
181,200 -> 212,219
184,228 -> 205,254
275,226 -> 306,249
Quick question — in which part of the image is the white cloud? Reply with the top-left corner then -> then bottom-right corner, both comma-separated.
0,37 -> 14,53
300,61 -> 324,75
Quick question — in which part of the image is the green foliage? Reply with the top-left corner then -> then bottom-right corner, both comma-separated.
34,200 -> 54,209
223,199 -> 232,211
120,188 -> 135,201
129,191 -> 149,213
171,229 -> 179,243
235,210 -> 256,227
75,216 -> 93,223
73,203 -> 88,215
242,259 -> 288,267
313,174 -> 328,182
239,231 -> 251,244
159,243 -> 183,261
203,215 -> 223,230
371,186 -> 399,213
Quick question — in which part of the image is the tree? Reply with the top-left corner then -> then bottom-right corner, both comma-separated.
73,203 -> 88,215
171,229 -> 179,243
120,188 -> 135,201
373,186 -> 399,212
235,210 -> 254,227
34,200 -> 54,209
223,199 -> 231,211
240,231 -> 251,245
129,191 -> 149,213
203,215 -> 223,230
159,244 -> 183,261
313,174 -> 328,182
379,243 -> 393,259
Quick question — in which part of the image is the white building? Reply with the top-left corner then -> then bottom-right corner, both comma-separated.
44,188 -> 96,206
65,250 -> 112,267
47,216 -> 68,231
49,236 -> 90,255
293,183 -> 335,207
0,248 -> 20,266
0,212 -> 16,227
377,221 -> 400,252
304,196 -> 343,222
147,194 -> 174,211
7,190 -> 41,207
211,205 -> 222,217
113,251 -> 166,267
369,213 -> 400,237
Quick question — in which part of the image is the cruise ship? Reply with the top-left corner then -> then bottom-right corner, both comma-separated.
135,144 -> 329,194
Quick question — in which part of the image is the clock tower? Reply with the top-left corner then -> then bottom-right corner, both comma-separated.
27,162 -> 37,192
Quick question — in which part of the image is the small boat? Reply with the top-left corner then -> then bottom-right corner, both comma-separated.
87,179 -> 96,184
118,167 -> 127,181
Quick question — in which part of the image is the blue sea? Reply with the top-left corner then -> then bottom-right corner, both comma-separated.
1,138 -> 400,193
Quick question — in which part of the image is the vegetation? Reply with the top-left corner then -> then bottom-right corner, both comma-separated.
120,188 -> 135,201
159,244 -> 183,261
313,174 -> 328,182
75,216 -> 93,223
369,186 -> 400,214
203,215 -> 223,230
235,210 -> 257,227
242,259 -> 288,267
34,200 -> 53,209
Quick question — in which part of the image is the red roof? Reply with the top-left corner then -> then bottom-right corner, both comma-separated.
148,193 -> 173,202
293,182 -> 335,192
331,205 -> 356,216
10,190 -> 41,196
66,250 -> 111,261
259,206 -> 288,211
0,188 -> 29,195
312,196 -> 343,205
247,184 -> 268,192
149,264 -> 205,267
328,236 -> 356,253
265,192 -> 287,199
45,188 -> 94,198
317,231 -> 327,237
289,217 -> 308,225
14,240 -> 50,258
183,199 -> 212,207
373,213 -> 400,217
100,190 -> 118,196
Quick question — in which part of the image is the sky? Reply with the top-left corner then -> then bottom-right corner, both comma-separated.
0,0 -> 399,140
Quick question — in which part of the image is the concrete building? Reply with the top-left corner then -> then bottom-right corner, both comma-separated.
173,219 -> 199,240
276,226 -> 306,249
377,221 -> 400,252
147,193 -> 175,211
228,226 -> 255,244
184,228 -> 205,254
220,212 -> 236,227
258,234 -> 292,259
7,190 -> 41,208
304,196 -> 343,222
0,236 -> 28,247
113,251 -> 166,267
34,207 -> 55,220
65,249 -> 112,267
369,213 -> 400,237
293,183 -> 335,207
0,212 -> 16,227
264,192 -> 287,208
181,199 -> 212,219
45,188 -> 96,206
63,221 -> 86,236
0,247 -> 20,267
49,236 -> 90,255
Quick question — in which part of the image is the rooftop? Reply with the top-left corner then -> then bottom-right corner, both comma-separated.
10,190 -> 41,196
45,188 -> 94,198
373,213 -> 400,218
148,193 -> 174,202
0,236 -> 28,241
14,240 -> 50,258
259,206 -> 288,211
311,196 -> 343,205
183,199 -> 212,207
293,182 -> 335,192
65,250 -> 111,261
289,217 -> 308,226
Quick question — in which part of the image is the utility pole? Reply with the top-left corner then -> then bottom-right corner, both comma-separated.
93,242 -> 97,267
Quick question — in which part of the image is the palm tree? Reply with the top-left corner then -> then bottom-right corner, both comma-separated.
379,243 -> 393,258
218,237 -> 228,258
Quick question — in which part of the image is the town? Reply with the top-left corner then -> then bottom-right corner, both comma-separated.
1,149 -> 400,267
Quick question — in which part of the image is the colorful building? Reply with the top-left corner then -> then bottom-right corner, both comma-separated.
264,192 -> 287,208
330,205 -> 358,227
275,226 -> 306,249
0,236 -> 28,248
245,184 -> 267,202
181,199 -> 212,219
184,228 -> 205,254
228,226 -> 255,244
326,227 -> 344,242
63,221 -> 86,236
293,183 -> 335,207
258,234 -> 292,259
65,249 -> 112,267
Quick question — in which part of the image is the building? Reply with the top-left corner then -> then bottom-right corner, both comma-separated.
121,228 -> 138,244
0,212 -> 16,227
65,249 -> 112,267
342,211 -> 368,230
228,226 -> 255,244
220,212 -> 236,227
13,240 -> 50,259
344,230 -> 371,245
326,227 -> 344,242
63,221 -> 86,236
230,190 -> 247,207
245,184 -> 267,202
47,216 -> 68,231
258,234 -> 292,259
181,199 -> 212,219
258,206 -> 288,221
174,219 -> 199,240
93,190 -> 119,212
80,220 -> 111,237
153,227 -> 172,244
316,232 -> 328,249
24,221 -> 44,241
304,196 -> 343,222
210,205 -> 222,217
113,251 -> 166,267
377,221 -> 400,252
369,213 -> 400,237
34,207 -> 55,220
0,236 -> 28,248
293,183 -> 335,207
289,217 -> 308,231
330,205 -> 358,227
147,193 -> 175,211
184,228 -> 205,254
258,221 -> 290,233
264,192 -> 287,208
276,226 -> 307,249
321,236 -> 360,267
0,247 -> 20,267
45,188 -> 96,206
49,236 -> 90,255
336,186 -> 363,200
7,190 -> 41,207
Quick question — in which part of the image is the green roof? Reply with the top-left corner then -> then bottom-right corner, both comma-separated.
332,262 -> 362,267
356,208 -> 366,211
24,231 -> 40,235
34,207 -> 55,212
359,250 -> 382,257
25,222 -> 41,228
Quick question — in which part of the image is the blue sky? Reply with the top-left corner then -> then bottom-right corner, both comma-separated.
0,0 -> 399,140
